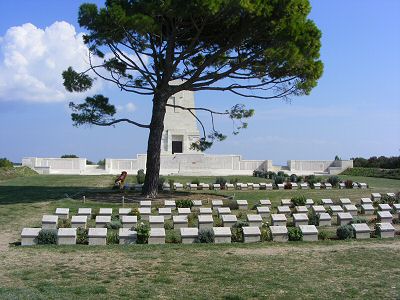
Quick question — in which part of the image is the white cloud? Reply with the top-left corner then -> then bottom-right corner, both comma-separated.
117,102 -> 137,113
0,21 -> 102,102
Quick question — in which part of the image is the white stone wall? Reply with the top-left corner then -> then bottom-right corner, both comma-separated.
23,156 -> 353,176
22,157 -> 87,174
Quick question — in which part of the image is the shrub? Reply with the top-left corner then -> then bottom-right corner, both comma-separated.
215,177 -> 227,188
374,223 -> 383,237
229,177 -> 239,184
381,195 -> 396,205
187,212 -> 198,227
58,219 -> 71,228
318,230 -> 329,240
306,175 -> 319,187
274,176 -> 284,185
290,174 -> 297,182
231,221 -> 248,243
158,176 -> 166,190
261,228 -> 272,242
135,222 -> 150,244
195,228 -> 214,243
308,212 -> 318,226
344,179 -> 353,189
168,179 -> 175,190
350,217 -> 367,224
166,230 -> 180,243
284,182 -> 292,189
164,219 -> 174,230
191,178 -> 200,185
327,176 -> 340,188
291,195 -> 307,206
176,199 -> 194,208
296,176 -> 303,183
336,225 -> 354,240
107,231 -> 119,244
128,208 -> 141,220
76,228 -> 88,244
106,219 -> 122,230
288,227 -> 303,241
266,171 -> 276,179
0,158 -> 13,168
277,171 -> 285,177
136,169 -> 145,184
214,217 -> 223,227
37,229 -> 57,245
226,201 -> 239,210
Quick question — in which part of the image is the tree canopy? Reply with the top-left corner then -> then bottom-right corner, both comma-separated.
63,0 -> 323,196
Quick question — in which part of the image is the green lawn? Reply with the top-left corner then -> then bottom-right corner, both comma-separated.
0,174 -> 399,299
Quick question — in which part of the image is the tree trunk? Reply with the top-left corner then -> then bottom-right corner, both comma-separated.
142,93 -> 168,198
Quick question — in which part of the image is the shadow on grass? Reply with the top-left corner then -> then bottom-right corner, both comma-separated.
0,186 -> 197,205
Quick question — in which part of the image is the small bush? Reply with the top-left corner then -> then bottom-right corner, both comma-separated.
261,228 -> 272,242
226,201 -> 239,210
284,182 -> 292,189
291,195 -> 307,206
128,208 -> 141,220
229,177 -> 239,184
58,219 -> 71,228
106,219 -> 122,230
336,225 -> 354,240
166,230 -> 180,243
274,176 -> 284,185
106,231 -> 118,244
164,219 -> 174,230
214,217 -> 223,227
176,199 -> 193,208
136,169 -> 145,184
191,178 -> 200,185
308,212 -> 318,225
290,174 -> 297,182
374,223 -> 383,237
306,175 -> 319,188
231,221 -> 248,243
187,212 -> 198,227
327,176 -> 340,188
288,227 -> 303,241
76,228 -> 88,245
381,195 -> 396,205
195,228 -> 214,243
168,179 -> 175,190
344,179 -> 353,189
135,222 -> 150,244
158,176 -> 166,190
266,171 -> 276,179
296,176 -> 303,183
37,229 -> 57,245
318,230 -> 330,240
350,217 -> 367,224
215,177 -> 227,188
277,171 -> 285,177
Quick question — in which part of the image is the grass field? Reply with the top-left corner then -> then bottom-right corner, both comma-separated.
0,173 -> 399,299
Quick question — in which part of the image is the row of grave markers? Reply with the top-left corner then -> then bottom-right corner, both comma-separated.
130,181 -> 371,191
21,192 -> 398,246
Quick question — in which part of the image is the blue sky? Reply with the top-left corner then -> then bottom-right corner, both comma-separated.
0,0 -> 399,165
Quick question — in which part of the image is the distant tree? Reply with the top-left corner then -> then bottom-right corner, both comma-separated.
61,154 -> 79,158
97,159 -> 106,166
0,158 -> 13,168
352,156 -> 400,169
63,0 -> 323,197
334,155 -> 341,161
86,160 -> 94,165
